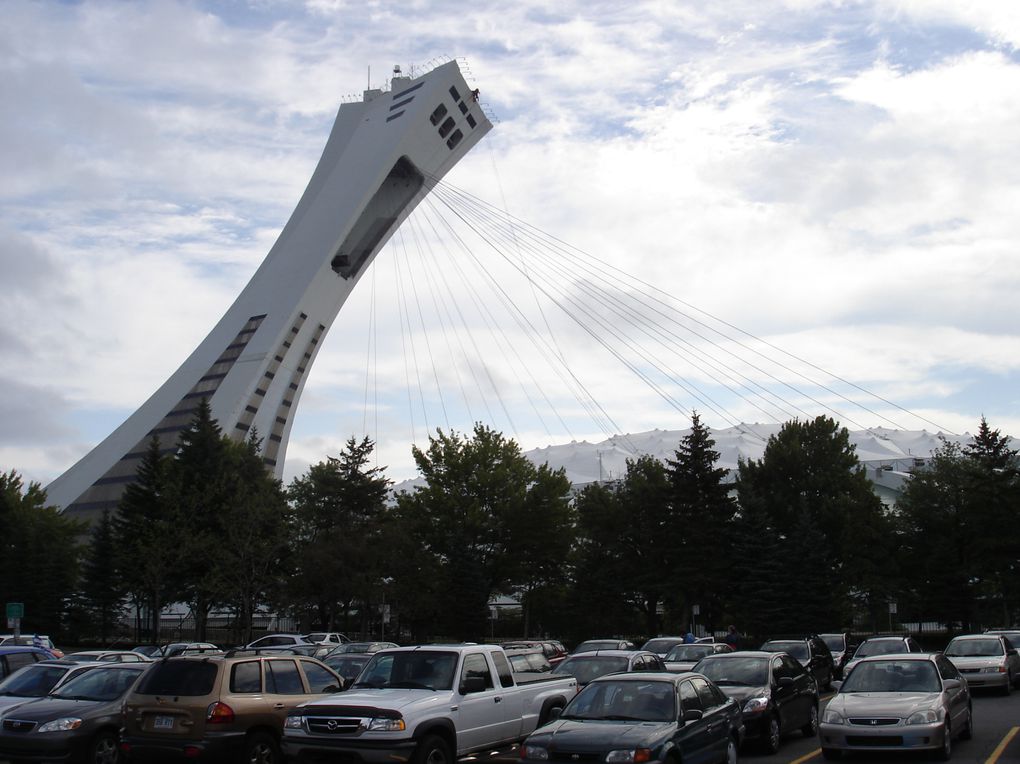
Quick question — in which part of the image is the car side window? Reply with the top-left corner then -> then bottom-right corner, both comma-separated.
491,651 -> 515,688
936,656 -> 961,681
679,680 -> 702,712
300,660 -> 340,692
461,653 -> 494,689
692,677 -> 720,709
266,659 -> 305,694
231,661 -> 263,693
772,657 -> 789,681
782,656 -> 806,677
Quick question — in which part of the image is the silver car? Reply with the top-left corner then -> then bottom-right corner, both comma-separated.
820,653 -> 971,761
944,633 -> 1020,694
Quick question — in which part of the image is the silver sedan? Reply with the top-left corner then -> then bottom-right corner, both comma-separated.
819,653 -> 971,761
944,633 -> 1020,694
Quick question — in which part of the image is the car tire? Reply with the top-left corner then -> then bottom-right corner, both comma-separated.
762,713 -> 781,754
960,704 -> 973,741
244,730 -> 281,764
413,734 -> 452,764
821,747 -> 842,761
721,736 -> 738,764
90,730 -> 120,764
935,721 -> 952,761
802,704 -> 819,737
1002,676 -> 1012,696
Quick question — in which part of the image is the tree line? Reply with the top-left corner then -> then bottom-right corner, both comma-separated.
2,405 -> 1018,646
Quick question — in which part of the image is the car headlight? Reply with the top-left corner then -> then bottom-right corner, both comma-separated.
284,715 -> 304,729
37,717 -> 83,733
906,708 -> 943,725
367,717 -> 406,732
743,697 -> 770,714
606,749 -> 653,763
520,744 -> 549,760
821,708 -> 844,725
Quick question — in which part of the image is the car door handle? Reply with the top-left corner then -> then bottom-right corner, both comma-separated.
274,703 -> 286,709
494,696 -> 502,703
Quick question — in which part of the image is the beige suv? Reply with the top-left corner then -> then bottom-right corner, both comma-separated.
120,652 -> 342,763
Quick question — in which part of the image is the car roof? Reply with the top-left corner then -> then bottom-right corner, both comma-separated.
950,633 -> 1001,640
0,646 -> 51,655
856,652 -> 937,663
699,650 -> 773,659
588,670 -> 693,684
565,649 -> 651,658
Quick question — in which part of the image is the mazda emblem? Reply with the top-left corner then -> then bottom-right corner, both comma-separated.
327,720 -> 339,731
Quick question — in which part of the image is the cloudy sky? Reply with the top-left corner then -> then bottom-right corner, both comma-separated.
2,0 -> 1019,489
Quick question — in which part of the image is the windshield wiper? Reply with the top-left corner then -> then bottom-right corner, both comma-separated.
388,681 -> 435,691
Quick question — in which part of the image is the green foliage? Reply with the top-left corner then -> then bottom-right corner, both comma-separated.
78,510 -> 127,644
0,470 -> 83,636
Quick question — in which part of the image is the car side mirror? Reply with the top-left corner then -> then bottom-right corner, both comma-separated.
943,678 -> 961,691
831,680 -> 842,692
681,709 -> 704,723
1008,649 -> 1018,657
543,707 -> 563,725
324,683 -> 341,693
460,676 -> 487,694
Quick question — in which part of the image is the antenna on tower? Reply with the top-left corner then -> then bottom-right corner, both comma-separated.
367,65 -> 371,89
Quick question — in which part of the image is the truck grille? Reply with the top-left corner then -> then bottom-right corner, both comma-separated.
306,715 -> 366,734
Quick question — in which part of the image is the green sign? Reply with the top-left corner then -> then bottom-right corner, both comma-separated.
5,602 -> 23,620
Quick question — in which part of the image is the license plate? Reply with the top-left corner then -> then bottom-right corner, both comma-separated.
153,715 -> 175,730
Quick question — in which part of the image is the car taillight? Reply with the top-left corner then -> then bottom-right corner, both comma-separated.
206,701 -> 234,724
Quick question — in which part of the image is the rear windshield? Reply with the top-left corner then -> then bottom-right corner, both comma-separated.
945,638 -> 1004,657
136,661 -> 218,696
762,641 -> 808,662
855,639 -> 907,658
553,656 -> 629,684
0,665 -> 69,697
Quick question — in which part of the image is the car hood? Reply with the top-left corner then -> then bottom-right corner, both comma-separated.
663,661 -> 699,672
0,696 -> 113,721
298,688 -> 452,713
828,692 -> 942,718
715,685 -> 769,704
529,718 -> 674,750
946,656 -> 1002,669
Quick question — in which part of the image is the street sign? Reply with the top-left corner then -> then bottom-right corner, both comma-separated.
5,603 -> 24,620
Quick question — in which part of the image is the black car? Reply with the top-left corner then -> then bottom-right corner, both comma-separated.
520,672 -> 743,764
0,662 -> 146,764
695,650 -> 819,754
761,636 -> 835,690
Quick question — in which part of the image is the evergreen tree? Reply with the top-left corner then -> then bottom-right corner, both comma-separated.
78,510 -> 127,644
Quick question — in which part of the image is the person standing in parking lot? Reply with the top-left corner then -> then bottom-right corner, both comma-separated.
724,625 -> 740,648
683,631 -> 695,644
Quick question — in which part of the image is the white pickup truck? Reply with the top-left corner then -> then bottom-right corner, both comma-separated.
282,644 -> 576,764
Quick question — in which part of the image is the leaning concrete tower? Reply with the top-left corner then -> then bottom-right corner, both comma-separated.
47,61 -> 492,522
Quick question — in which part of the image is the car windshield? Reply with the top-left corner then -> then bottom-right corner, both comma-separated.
574,641 -> 621,653
563,680 -> 676,722
762,642 -> 808,661
354,651 -> 456,691
695,657 -> 768,686
821,635 -> 845,652
553,656 -> 630,684
332,643 -> 376,654
324,655 -> 370,681
643,639 -> 683,654
52,668 -> 141,702
0,665 -> 69,697
665,645 -> 713,662
841,660 -> 940,693
855,640 -> 907,658
945,639 -> 1003,657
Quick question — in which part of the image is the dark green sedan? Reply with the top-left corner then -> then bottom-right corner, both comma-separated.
519,672 -> 744,764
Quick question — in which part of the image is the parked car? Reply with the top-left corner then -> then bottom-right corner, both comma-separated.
819,632 -> 857,679
943,633 -> 1020,694
131,645 -> 162,658
64,650 -> 152,663
552,649 -> 665,688
0,646 -> 54,681
243,634 -> 312,650
322,653 -> 372,688
820,653 -> 971,760
641,636 -> 689,658
325,641 -> 399,656
0,662 -> 146,764
761,637 -> 835,689
841,634 -> 922,677
505,648 -> 553,673
0,659 -> 100,714
0,635 -> 62,658
502,640 -> 568,667
283,644 -> 576,763
694,650 -> 819,754
664,642 -> 733,672
985,629 -> 1020,648
302,631 -> 349,647
572,638 -> 635,653
119,652 -> 343,763
162,642 -> 220,657
520,672 -> 743,764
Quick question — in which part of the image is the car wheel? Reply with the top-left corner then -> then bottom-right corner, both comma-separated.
802,704 -> 819,737
960,704 -> 973,741
821,748 -> 842,761
721,736 -> 738,764
244,731 -> 280,764
413,735 -> 452,764
762,713 -> 781,754
935,721 -> 952,761
90,731 -> 120,764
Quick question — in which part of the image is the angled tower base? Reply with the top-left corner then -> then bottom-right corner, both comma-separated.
47,61 -> 492,523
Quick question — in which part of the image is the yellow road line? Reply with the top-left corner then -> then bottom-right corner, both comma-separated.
986,726 -> 1020,764
788,749 -> 821,764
